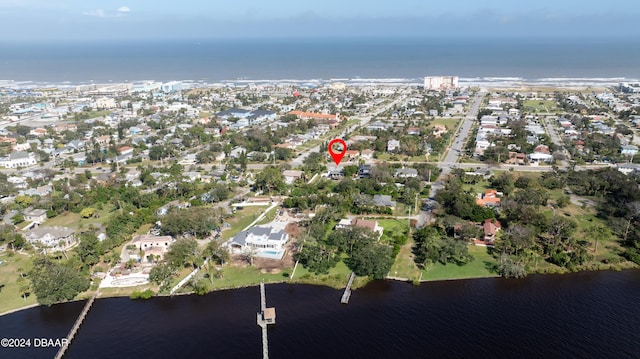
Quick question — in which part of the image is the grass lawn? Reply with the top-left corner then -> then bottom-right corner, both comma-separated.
421,245 -> 499,281
522,99 -> 558,113
293,260 -> 366,289
389,234 -> 421,280
43,206 -> 117,230
221,206 -> 266,240
297,139 -> 321,152
256,206 -> 279,226
0,252 -> 38,314
377,219 -> 409,237
98,283 -> 159,298
205,266 -> 291,290
430,118 -> 461,130
74,110 -> 112,120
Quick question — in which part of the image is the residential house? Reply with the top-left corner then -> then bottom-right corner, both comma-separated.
482,219 -> 502,244
344,150 -> 360,160
0,152 -> 37,169
357,164 -> 372,179
373,194 -> 397,209
476,189 -> 501,207
24,208 -> 47,224
25,226 -> 75,249
283,170 -> 304,185
156,200 -> 191,216
387,139 -> 400,152
361,149 -> 375,161
226,223 -> 289,260
131,234 -> 175,262
621,145 -> 639,156
395,168 -> 418,178
350,218 -> 384,238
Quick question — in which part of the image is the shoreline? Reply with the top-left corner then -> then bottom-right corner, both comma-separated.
3,265 -> 637,318
0,77 -> 634,90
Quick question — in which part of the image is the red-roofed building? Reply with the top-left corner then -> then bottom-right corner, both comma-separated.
345,150 -> 360,159
476,189 -> 501,207
482,219 -> 502,243
118,146 -> 134,155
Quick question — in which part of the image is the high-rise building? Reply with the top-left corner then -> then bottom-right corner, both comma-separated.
424,76 -> 459,90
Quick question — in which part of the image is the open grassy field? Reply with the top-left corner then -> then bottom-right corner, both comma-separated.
389,234 -> 421,280
522,99 -> 559,113
0,252 -> 38,314
421,245 -> 499,281
199,258 -> 357,292
220,206 -> 266,240
430,117 -> 461,130
43,206 -> 116,229
256,206 -> 279,226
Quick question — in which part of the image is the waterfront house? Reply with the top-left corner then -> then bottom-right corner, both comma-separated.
130,234 -> 174,262
226,223 -> 289,260
482,219 -> 501,244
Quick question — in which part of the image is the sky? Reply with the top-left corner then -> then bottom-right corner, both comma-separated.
0,0 -> 638,41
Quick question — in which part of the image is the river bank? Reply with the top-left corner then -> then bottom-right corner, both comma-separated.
2,258 -> 637,318
2,270 -> 639,359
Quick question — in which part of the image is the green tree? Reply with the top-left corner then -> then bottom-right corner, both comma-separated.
75,232 -> 103,267
346,242 -> 394,279
587,224 -> 611,254
28,257 -> 90,306
254,166 -> 286,193
497,254 -> 527,278
166,238 -> 199,269
149,263 -> 175,292
80,207 -> 96,218
203,239 -> 230,266
302,152 -> 325,173
294,241 -> 339,275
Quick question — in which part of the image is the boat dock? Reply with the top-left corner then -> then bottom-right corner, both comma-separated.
256,281 -> 275,359
341,272 -> 356,304
54,292 -> 98,359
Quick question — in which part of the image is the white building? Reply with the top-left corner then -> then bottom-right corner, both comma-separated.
25,226 -> 75,249
161,81 -> 183,93
424,76 -> 459,90
226,223 -> 289,260
0,152 -> 37,168
387,139 -> 400,152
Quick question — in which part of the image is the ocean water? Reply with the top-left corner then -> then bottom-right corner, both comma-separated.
0,37 -> 639,83
1,270 -> 639,359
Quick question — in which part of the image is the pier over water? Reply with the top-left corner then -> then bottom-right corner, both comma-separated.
54,292 -> 98,359
256,282 -> 275,359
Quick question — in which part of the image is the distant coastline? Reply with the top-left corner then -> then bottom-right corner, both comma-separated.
1,37 -> 639,82
0,77 -> 636,91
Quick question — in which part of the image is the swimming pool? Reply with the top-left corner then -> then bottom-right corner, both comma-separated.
258,250 -> 285,259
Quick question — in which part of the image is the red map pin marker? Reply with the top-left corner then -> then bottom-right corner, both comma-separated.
328,138 -> 347,166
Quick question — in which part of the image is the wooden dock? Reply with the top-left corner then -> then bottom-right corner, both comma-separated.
54,293 -> 98,359
341,272 -> 356,304
256,282 -> 275,359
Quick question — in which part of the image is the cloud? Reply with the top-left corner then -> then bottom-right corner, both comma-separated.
83,9 -> 105,17
117,6 -> 130,13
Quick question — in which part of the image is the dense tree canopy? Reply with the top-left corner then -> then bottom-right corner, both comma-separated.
28,257 -> 90,306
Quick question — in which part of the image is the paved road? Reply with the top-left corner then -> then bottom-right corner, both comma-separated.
540,115 -> 569,166
428,91 -> 486,199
